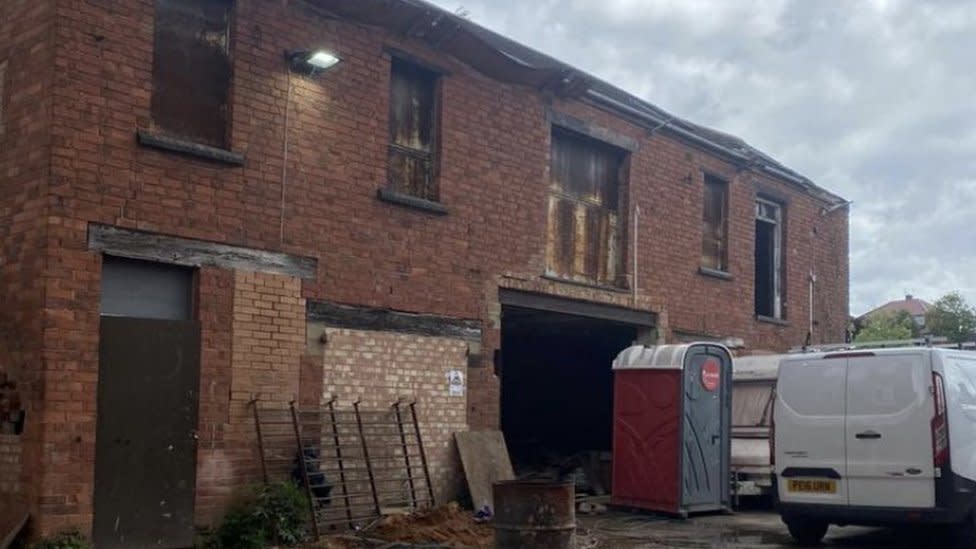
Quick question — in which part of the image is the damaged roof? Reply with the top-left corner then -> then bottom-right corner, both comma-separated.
316,0 -> 847,205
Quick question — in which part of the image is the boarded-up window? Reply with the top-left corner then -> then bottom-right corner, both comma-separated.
150,0 -> 233,148
702,175 -> 729,272
388,58 -> 439,201
546,128 -> 625,285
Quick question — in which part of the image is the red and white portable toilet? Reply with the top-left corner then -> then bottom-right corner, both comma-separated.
611,343 -> 732,516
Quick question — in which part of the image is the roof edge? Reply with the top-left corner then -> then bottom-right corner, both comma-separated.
321,0 -> 849,206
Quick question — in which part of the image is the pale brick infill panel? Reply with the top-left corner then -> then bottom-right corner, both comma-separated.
319,328 -> 469,505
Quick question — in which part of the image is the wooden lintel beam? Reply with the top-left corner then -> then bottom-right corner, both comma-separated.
88,224 -> 317,279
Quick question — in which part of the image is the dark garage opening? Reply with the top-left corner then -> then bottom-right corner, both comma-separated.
500,305 -> 639,487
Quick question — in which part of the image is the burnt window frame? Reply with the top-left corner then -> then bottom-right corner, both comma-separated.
384,55 -> 443,206
545,126 -> 630,288
701,174 -> 730,275
754,196 -> 786,321
149,0 -> 235,150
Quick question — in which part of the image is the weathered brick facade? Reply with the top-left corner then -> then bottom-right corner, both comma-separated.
0,0 -> 849,540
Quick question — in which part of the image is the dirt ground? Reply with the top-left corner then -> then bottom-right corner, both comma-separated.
310,507 -> 950,549
309,503 -> 492,549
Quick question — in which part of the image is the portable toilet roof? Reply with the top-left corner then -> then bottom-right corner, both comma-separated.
613,343 -> 731,371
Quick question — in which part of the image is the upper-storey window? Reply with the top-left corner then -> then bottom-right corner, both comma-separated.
388,58 -> 440,202
755,198 -> 785,319
702,175 -> 729,272
546,128 -> 626,286
150,0 -> 233,148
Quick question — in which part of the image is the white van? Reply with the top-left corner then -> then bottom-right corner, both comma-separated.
774,348 -> 976,546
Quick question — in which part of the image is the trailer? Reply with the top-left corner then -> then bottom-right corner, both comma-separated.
730,354 -> 781,504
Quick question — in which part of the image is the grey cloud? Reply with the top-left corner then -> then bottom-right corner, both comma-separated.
430,0 -> 976,314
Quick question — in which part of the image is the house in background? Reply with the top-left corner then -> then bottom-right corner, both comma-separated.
0,0 -> 849,545
857,294 -> 932,332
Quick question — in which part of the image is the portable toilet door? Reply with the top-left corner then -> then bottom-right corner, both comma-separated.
680,344 -> 732,514
611,343 -> 732,516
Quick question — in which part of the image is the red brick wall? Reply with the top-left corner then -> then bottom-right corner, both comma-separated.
194,267 -> 235,526
0,0 -> 57,527
8,0 -> 849,535
195,271 -> 306,524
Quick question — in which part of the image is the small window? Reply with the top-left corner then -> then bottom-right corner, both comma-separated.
387,58 -> 439,202
101,257 -> 194,320
101,256 -> 193,320
778,360 -> 846,417
702,175 -> 729,272
847,355 -> 926,416
546,128 -> 626,285
150,0 -> 233,148
755,198 -> 784,319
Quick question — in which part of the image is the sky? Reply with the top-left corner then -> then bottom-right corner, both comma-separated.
426,0 -> 976,316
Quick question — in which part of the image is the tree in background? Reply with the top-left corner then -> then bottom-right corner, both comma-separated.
855,310 -> 917,343
926,292 -> 976,344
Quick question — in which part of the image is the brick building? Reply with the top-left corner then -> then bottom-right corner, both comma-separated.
0,0 -> 849,545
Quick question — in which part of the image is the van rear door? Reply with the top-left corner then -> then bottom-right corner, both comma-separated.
775,357 -> 849,506
846,352 -> 935,508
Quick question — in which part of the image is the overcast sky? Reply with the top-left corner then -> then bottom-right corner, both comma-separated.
427,0 -> 976,316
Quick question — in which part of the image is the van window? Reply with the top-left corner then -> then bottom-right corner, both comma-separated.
944,356 -> 976,410
778,360 -> 846,416
848,355 -> 924,416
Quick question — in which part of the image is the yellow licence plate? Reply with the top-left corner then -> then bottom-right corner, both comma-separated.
788,479 -> 837,494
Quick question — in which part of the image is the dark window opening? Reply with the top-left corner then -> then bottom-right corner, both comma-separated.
150,0 -> 233,148
702,175 -> 729,272
388,58 -> 439,202
755,199 -> 783,319
546,128 -> 627,286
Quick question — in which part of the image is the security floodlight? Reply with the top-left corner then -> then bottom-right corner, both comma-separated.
286,49 -> 342,74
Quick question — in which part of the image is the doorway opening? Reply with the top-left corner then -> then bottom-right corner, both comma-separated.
94,257 -> 201,549
500,304 -> 640,492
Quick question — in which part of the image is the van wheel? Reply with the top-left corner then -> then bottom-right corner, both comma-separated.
785,519 -> 829,546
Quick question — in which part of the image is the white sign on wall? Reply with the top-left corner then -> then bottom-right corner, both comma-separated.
448,370 -> 465,397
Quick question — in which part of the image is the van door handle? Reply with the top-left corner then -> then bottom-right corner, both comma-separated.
856,431 -> 882,440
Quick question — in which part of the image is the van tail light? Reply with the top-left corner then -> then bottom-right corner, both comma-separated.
770,391 -> 776,468
932,372 -> 949,468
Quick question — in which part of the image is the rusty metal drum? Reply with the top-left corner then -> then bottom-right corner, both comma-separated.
493,480 -> 575,549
